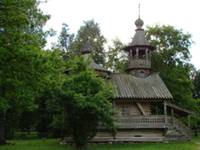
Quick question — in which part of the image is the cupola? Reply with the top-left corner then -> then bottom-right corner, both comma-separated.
123,17 -> 155,77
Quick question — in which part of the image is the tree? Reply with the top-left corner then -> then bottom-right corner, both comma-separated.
57,23 -> 74,53
191,70 -> 200,134
146,25 -> 192,66
106,38 -> 127,72
36,49 -> 66,138
58,56 -> 114,149
0,0 -> 60,143
72,20 -> 106,65
146,25 -> 195,108
193,70 -> 200,99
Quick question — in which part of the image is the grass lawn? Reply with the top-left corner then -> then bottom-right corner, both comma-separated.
0,137 -> 199,150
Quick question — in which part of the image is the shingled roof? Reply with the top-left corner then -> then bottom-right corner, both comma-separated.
111,73 -> 173,101
90,62 -> 110,73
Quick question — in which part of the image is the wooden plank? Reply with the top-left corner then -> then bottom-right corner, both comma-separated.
171,109 -> 174,126
166,102 -> 194,115
164,101 -> 167,123
136,103 -> 146,116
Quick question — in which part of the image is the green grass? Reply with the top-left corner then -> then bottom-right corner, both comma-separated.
0,138 -> 199,150
0,139 -> 71,150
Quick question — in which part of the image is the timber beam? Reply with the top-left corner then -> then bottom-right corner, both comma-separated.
136,103 -> 146,116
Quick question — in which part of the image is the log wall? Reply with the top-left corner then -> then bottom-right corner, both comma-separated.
115,103 -> 152,117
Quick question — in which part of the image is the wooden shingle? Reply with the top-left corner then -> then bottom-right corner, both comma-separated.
111,73 -> 173,100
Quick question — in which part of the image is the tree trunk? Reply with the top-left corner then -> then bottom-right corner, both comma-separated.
37,98 -> 48,138
0,111 -> 6,144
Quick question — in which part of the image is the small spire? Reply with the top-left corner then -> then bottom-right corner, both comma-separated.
135,3 -> 143,29
138,3 -> 141,18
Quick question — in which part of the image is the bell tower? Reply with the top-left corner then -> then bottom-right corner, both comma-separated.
124,17 -> 155,77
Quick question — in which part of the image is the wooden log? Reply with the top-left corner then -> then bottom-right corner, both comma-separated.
136,103 -> 146,116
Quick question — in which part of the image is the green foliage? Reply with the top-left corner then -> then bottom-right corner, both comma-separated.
0,0 -> 66,143
0,0 -> 50,111
34,49 -> 65,138
71,20 -> 106,65
193,70 -> 200,98
106,39 -> 128,72
146,25 -> 192,65
0,0 -> 48,143
146,25 -> 195,109
57,56 -> 114,149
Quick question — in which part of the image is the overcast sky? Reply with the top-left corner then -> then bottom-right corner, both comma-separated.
40,0 -> 200,69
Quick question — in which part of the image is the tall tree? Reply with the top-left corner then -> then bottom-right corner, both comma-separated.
191,70 -> 200,131
193,70 -> 200,99
146,25 -> 195,108
0,0 -> 58,143
72,20 -> 106,65
57,56 -> 114,149
35,49 -> 65,138
106,38 -> 127,72
57,23 -> 74,53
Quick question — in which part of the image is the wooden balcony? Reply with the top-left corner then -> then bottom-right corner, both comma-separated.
115,115 -> 171,129
129,59 -> 151,69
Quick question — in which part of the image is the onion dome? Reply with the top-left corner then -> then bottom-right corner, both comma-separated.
135,18 -> 144,29
124,17 -> 155,51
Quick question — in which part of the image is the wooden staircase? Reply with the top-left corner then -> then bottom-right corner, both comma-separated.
165,117 -> 192,141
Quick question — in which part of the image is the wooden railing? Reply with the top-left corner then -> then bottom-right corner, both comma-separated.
115,115 -> 169,129
129,59 -> 151,69
115,115 -> 191,138
169,117 -> 192,137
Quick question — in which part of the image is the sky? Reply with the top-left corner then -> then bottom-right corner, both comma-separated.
40,0 -> 200,69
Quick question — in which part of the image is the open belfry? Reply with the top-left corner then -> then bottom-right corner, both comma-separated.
81,16 -> 193,142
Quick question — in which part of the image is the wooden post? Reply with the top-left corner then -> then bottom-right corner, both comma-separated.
145,49 -> 148,67
188,115 -> 191,129
136,48 -> 139,59
130,49 -> 133,58
145,48 -> 148,60
164,101 -> 167,124
171,108 -> 174,125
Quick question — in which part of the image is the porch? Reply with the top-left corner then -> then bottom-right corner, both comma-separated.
116,115 -> 170,129
94,115 -> 191,142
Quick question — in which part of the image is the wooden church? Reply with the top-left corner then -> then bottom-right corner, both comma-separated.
81,17 -> 193,142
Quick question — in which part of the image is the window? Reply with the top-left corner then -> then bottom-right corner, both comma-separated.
122,105 -> 130,116
138,49 -> 145,59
